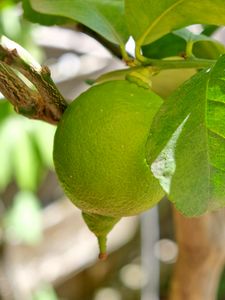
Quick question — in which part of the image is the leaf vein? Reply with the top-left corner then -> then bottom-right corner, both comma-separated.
137,0 -> 184,45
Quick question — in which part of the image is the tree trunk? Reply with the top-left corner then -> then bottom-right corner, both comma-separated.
170,208 -> 225,300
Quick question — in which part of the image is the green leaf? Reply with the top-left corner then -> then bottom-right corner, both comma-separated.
142,28 -> 225,59
142,33 -> 186,59
0,1 -> 19,11
32,121 -> 55,168
0,100 -> 12,123
22,0 -> 69,26
0,123 -> 13,191
0,115 -> 54,192
201,25 -> 219,36
28,0 -> 129,46
5,191 -> 42,245
10,119 -> 40,191
147,55 -> 225,216
173,28 -> 225,59
126,0 -> 225,45
33,284 -> 58,300
173,28 -> 209,42
193,40 -> 225,60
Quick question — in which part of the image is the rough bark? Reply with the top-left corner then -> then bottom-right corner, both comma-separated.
0,41 -> 67,125
170,208 -> 225,300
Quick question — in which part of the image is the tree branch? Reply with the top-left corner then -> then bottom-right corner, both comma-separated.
169,208 -> 225,300
0,37 -> 67,125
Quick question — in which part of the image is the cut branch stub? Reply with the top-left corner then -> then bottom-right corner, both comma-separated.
0,36 -> 68,125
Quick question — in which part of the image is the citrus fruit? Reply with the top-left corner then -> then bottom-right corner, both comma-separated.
53,80 -> 164,258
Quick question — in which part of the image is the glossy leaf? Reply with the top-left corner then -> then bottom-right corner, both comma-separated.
142,28 -> 225,59
201,25 -> 219,36
173,28 -> 210,42
174,28 -> 225,58
28,0 -> 129,46
22,0 -> 69,26
148,55 -> 225,216
193,40 -> 225,59
142,33 -> 185,59
126,0 -> 225,45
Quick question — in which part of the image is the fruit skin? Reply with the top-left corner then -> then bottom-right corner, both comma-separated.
53,80 -> 164,256
54,80 -> 163,216
82,212 -> 120,260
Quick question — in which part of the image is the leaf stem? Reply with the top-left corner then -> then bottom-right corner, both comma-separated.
120,44 -> 130,62
134,37 -> 215,70
136,56 -> 215,70
135,42 -> 147,64
186,41 -> 194,58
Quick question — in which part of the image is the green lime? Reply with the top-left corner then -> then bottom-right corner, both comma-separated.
53,80 -> 164,258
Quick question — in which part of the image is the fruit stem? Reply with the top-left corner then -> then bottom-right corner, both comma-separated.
97,236 -> 108,260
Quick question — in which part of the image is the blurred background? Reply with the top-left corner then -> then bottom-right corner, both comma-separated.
0,1 -> 225,300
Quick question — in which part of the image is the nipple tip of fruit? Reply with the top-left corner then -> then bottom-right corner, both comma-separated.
82,212 -> 121,262
98,252 -> 108,261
